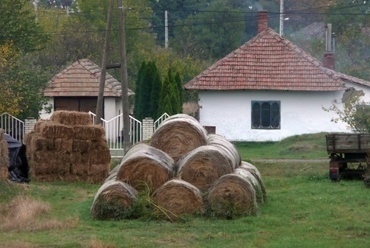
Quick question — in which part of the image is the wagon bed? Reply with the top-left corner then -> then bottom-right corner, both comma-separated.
326,133 -> 370,181
326,133 -> 370,153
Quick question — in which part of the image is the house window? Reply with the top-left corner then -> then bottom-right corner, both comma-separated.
252,101 -> 280,129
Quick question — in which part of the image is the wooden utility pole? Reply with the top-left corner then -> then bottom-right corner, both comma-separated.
95,0 -> 114,124
117,0 -> 131,153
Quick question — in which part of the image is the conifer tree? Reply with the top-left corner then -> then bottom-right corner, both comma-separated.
158,74 -> 174,115
149,62 -> 161,119
140,62 -> 154,120
174,71 -> 183,112
134,61 -> 147,120
158,68 -> 183,116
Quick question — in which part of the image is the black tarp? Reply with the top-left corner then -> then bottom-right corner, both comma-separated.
4,134 -> 29,183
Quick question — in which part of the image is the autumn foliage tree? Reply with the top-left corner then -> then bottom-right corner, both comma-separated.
0,42 -> 22,115
0,0 -> 49,119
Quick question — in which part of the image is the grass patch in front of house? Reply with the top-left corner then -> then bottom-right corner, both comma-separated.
1,132 -> 369,247
235,132 -> 328,160
1,161 -> 370,247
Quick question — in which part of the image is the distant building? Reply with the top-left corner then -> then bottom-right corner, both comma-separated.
184,11 -> 370,141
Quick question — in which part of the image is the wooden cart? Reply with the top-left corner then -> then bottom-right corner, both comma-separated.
326,133 -> 370,181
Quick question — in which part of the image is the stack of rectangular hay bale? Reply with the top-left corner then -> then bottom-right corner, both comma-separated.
25,111 -> 111,183
0,129 -> 9,180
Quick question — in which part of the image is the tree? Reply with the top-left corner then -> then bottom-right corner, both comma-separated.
148,0 -> 210,46
174,71 -> 183,107
37,0 -> 74,9
133,61 -> 147,120
0,42 -> 48,119
0,42 -> 22,115
172,0 -> 246,61
0,0 -> 49,119
325,0 -> 370,36
158,75 -> 174,116
324,0 -> 370,80
0,0 -> 49,52
139,62 -> 154,120
149,62 -> 162,119
133,61 -> 162,120
323,89 -> 370,133
158,68 -> 182,116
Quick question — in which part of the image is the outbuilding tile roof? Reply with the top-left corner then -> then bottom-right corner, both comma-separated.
44,59 -> 134,97
185,28 -> 368,91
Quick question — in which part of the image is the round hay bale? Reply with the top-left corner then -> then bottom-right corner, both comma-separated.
234,167 -> 264,204
91,180 -> 138,220
152,179 -> 204,220
50,110 -> 92,126
177,145 -> 234,192
207,173 -> 258,217
240,161 -> 266,202
240,161 -> 262,179
105,170 -> 117,183
116,143 -> 175,192
104,164 -> 120,182
208,134 -> 241,169
150,114 -> 208,162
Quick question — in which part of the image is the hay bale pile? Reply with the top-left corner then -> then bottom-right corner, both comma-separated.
91,114 -> 266,220
0,129 -> 9,180
25,111 -> 110,183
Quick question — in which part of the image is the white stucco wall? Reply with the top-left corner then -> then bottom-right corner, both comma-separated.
39,97 -> 122,121
198,89 -> 356,142
104,98 -> 120,121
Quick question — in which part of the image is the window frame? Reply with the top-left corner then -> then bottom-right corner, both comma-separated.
251,100 -> 281,129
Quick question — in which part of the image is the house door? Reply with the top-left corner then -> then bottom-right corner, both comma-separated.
54,97 -> 99,115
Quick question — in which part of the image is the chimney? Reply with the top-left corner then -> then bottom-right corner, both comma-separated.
257,10 -> 268,33
323,23 -> 335,70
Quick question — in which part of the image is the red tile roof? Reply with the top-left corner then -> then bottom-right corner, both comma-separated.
44,59 -> 134,97
185,28 -> 369,91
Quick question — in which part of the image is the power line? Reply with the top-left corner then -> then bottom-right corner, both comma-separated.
3,3 -> 370,40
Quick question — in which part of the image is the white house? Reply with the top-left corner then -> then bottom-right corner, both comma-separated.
41,59 -> 134,121
184,11 -> 370,142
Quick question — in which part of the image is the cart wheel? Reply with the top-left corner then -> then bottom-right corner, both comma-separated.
329,168 -> 340,181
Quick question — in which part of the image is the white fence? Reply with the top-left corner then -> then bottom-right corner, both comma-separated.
0,113 -> 25,143
154,113 -> 170,130
89,112 -> 143,150
1,112 -> 170,155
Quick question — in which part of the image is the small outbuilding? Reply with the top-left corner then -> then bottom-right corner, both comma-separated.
42,59 -> 134,120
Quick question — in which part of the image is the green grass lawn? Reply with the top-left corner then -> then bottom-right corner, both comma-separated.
235,132 -> 328,160
1,133 -> 369,248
